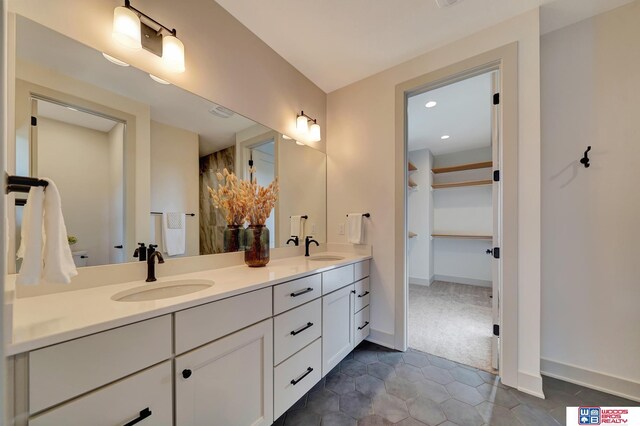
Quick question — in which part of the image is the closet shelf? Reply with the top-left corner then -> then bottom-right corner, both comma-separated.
408,232 -> 418,239
431,234 -> 492,240
431,161 -> 493,174
408,161 -> 418,172
431,180 -> 492,189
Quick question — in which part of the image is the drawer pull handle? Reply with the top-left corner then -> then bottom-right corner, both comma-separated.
291,287 -> 313,297
291,367 -> 313,385
358,321 -> 370,330
291,322 -> 314,336
122,407 -> 152,426
357,291 -> 370,298
182,369 -> 192,379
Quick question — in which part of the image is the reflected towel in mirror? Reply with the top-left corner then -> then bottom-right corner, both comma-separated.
162,212 -> 186,256
290,215 -> 305,239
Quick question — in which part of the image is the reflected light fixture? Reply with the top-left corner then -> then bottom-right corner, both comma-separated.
425,101 -> 437,108
102,53 -> 130,67
441,135 -> 450,140
111,1 -> 185,73
149,74 -> 171,85
282,135 -> 292,140
296,141 -> 305,146
296,111 -> 321,142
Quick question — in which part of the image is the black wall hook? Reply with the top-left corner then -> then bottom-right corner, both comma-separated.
580,146 -> 592,168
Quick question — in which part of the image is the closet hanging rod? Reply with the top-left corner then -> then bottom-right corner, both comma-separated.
150,211 -> 196,217
6,175 -> 49,194
346,213 -> 371,218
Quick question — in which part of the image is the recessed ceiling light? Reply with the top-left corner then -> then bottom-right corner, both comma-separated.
295,141 -> 305,146
208,105 -> 235,119
102,53 -> 129,67
441,135 -> 450,140
425,101 -> 437,108
149,74 -> 171,85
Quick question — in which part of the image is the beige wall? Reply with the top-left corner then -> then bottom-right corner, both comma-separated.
541,1 -> 640,399
326,9 -> 542,393
37,118 -> 111,266
150,120 -> 199,258
8,0 -> 326,149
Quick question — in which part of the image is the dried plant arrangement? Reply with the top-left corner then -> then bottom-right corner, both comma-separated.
207,168 -> 251,226
245,169 -> 279,226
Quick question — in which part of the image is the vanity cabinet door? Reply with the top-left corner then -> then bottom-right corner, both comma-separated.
322,284 -> 355,376
175,319 -> 273,426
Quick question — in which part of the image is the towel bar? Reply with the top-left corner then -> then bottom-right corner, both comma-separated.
346,213 -> 370,218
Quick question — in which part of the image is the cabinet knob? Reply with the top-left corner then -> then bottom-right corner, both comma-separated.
182,369 -> 192,379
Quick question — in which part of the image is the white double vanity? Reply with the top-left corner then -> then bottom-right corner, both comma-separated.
7,253 -> 371,425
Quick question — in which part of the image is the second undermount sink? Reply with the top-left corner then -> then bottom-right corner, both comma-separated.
112,279 -> 214,302
308,255 -> 345,262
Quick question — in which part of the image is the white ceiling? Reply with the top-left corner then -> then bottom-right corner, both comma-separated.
38,100 -> 119,133
214,0 -> 634,92
17,17 -> 258,156
408,72 -> 492,155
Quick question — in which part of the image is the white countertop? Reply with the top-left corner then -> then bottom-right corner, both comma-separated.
8,252 -> 371,356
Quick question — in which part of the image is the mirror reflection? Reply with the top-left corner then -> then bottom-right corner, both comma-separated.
12,16 -> 326,270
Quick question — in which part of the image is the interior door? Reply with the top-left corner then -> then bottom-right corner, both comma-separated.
490,71 -> 501,371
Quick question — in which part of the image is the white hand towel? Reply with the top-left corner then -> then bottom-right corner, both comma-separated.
162,212 -> 186,256
16,187 -> 45,285
42,178 -> 78,284
290,215 -> 304,239
347,213 -> 365,244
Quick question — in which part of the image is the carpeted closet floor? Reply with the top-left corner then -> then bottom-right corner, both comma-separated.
408,281 -> 495,372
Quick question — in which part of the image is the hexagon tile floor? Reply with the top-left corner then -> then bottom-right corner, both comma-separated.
273,341 -> 638,426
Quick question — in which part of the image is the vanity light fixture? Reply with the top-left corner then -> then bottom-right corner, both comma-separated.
441,135 -> 450,140
102,53 -> 130,67
425,101 -> 437,108
149,74 -> 171,85
296,111 -> 322,142
112,0 -> 186,73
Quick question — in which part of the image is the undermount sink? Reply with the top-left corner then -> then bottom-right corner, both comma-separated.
308,255 -> 345,261
112,279 -> 214,302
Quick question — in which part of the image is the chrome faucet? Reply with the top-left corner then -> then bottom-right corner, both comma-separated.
146,244 -> 165,282
305,236 -> 319,257
286,236 -> 299,246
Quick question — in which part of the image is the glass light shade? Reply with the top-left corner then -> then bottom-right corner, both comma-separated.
309,122 -> 321,142
163,35 -> 186,73
112,6 -> 141,49
296,115 -> 309,133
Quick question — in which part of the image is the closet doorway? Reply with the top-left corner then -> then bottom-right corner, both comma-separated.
406,70 -> 500,372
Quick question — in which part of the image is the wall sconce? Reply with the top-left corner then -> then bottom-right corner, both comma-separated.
296,111 -> 322,142
111,0 -> 185,73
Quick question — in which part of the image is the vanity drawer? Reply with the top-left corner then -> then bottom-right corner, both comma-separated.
274,299 -> 321,365
273,273 -> 321,315
354,305 -> 370,347
354,260 -> 370,281
30,361 -> 172,426
175,287 -> 272,354
354,277 -> 370,313
274,338 -> 322,419
29,315 -> 171,414
322,264 -> 354,295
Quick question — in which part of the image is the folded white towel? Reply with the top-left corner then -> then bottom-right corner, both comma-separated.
42,178 -> 78,284
162,212 -> 186,256
16,187 -> 45,285
290,215 -> 304,239
347,213 -> 365,244
16,179 -> 77,285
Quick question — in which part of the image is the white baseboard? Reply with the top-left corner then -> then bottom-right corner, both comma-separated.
433,274 -> 492,288
409,277 -> 431,286
541,358 -> 640,402
366,328 -> 395,349
518,370 -> 545,398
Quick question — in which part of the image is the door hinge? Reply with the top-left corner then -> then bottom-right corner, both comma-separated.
493,93 -> 500,105
493,170 -> 500,182
31,116 -> 37,126
493,324 -> 500,336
